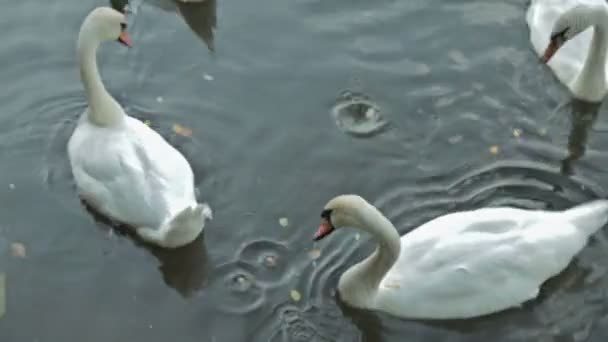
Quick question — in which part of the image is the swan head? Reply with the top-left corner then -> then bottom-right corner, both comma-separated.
542,4 -> 603,63
314,195 -> 369,241
79,7 -> 132,47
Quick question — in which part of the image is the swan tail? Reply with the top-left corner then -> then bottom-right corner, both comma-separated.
564,199 -> 608,237
136,203 -> 212,248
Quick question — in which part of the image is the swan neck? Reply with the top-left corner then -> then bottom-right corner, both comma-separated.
575,9 -> 608,100
338,204 -> 401,306
77,31 -> 123,126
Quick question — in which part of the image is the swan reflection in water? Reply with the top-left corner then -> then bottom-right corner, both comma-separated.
560,99 -> 601,175
82,199 -> 210,297
111,0 -> 217,51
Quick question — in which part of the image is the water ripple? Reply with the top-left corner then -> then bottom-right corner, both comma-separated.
331,90 -> 388,138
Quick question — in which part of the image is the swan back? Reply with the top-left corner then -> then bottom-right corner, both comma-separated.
562,199 -> 608,236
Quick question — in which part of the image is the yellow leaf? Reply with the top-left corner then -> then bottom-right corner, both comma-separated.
143,119 -> 151,126
308,249 -> 321,260
10,243 -> 26,259
278,217 -> 289,228
173,123 -> 193,137
0,273 -> 5,319
290,289 -> 302,302
489,145 -> 500,155
512,128 -> 522,137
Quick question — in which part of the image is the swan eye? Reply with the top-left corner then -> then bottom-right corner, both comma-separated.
320,209 -> 332,220
551,27 -> 569,41
120,23 -> 127,31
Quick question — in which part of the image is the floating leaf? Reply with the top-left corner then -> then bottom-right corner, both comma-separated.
354,233 -> 360,241
489,145 -> 500,155
203,73 -> 214,81
278,217 -> 289,228
156,96 -> 164,103
290,289 -> 301,302
173,124 -> 193,137
308,249 -> 321,260
538,128 -> 547,136
10,243 -> 26,259
8,184 -> 14,190
143,119 -> 152,126
0,273 -> 5,319
512,128 -> 522,137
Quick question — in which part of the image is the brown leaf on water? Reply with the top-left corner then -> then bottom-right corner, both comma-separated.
10,243 -> 26,259
0,273 -> 5,319
173,123 -> 193,137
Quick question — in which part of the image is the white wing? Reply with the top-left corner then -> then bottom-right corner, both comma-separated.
376,208 -> 588,319
68,116 -> 196,228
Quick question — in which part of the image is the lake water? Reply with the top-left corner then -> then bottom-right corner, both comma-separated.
1,0 -> 608,341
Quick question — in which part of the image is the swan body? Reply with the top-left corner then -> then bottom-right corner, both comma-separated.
527,0 -> 608,102
68,7 -> 211,248
314,195 -> 608,319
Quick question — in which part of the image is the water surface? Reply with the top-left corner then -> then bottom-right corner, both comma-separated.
1,0 -> 608,341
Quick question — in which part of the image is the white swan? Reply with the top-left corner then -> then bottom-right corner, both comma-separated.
527,0 -> 608,102
314,195 -> 608,319
68,7 -> 212,248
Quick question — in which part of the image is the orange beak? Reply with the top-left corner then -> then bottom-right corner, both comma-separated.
542,40 -> 560,64
313,219 -> 334,241
118,31 -> 132,47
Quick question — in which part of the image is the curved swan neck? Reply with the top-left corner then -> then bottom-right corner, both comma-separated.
77,28 -> 124,126
573,6 -> 608,101
338,204 -> 401,307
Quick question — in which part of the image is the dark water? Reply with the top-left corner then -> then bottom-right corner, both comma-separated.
2,0 -> 608,340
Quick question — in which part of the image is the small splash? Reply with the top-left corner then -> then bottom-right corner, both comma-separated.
256,303 -> 361,342
330,91 -> 388,137
238,239 -> 293,287
206,261 -> 265,314
230,272 -> 254,292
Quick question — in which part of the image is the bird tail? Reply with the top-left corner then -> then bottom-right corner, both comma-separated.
564,199 -> 608,237
137,203 -> 212,248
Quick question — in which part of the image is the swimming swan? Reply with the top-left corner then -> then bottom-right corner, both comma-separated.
314,194 -> 608,319
68,7 -> 212,248
528,0 -> 608,102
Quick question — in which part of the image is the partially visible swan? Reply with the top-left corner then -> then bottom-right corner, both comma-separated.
527,0 -> 608,102
110,0 -> 217,51
68,7 -> 212,248
313,195 -> 608,319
